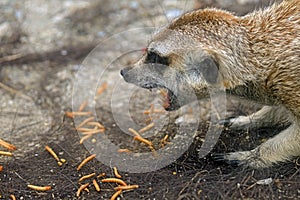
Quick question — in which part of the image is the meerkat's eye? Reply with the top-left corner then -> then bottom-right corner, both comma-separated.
145,51 -> 170,66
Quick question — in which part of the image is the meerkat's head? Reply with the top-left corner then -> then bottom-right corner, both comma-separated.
121,9 -> 243,111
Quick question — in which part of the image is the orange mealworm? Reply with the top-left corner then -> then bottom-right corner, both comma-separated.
76,183 -> 89,197
145,116 -> 153,124
144,110 -> 166,114
128,128 -> 140,137
77,154 -> 96,171
138,122 -> 154,133
150,146 -> 157,154
153,109 -> 166,114
86,121 -> 105,129
134,136 -> 153,147
71,111 -> 92,116
76,117 -> 95,129
143,110 -> 151,115
113,167 -> 122,178
96,82 -> 108,95
65,111 -> 92,118
79,134 -> 92,144
160,135 -> 170,147
101,178 -> 127,186
97,173 -> 106,178
81,129 -> 105,135
114,185 -> 139,191
92,179 -> 101,192
27,184 -> 51,191
0,151 -> 13,156
78,173 -> 96,182
117,149 -> 132,153
78,100 -> 88,112
153,109 -> 166,113
9,194 -> 16,200
163,134 -> 169,141
0,139 -> 17,151
143,104 -> 154,115
65,112 -> 74,118
110,190 -> 122,200
76,127 -> 100,132
45,145 -> 60,162
150,103 -> 154,114
134,136 -> 156,154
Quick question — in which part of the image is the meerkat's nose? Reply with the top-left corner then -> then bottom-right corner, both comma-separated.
120,67 -> 131,77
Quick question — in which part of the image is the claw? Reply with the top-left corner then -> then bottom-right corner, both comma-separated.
212,153 -> 241,167
218,117 -> 234,127
212,153 -> 226,162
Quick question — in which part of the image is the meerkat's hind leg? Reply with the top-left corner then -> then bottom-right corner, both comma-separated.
220,106 -> 288,130
214,121 -> 300,168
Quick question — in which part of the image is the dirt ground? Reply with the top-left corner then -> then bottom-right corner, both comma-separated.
1,0 -> 299,199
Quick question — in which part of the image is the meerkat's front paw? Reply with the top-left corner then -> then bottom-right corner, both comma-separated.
213,149 -> 274,168
219,116 -> 253,130
219,106 -> 288,131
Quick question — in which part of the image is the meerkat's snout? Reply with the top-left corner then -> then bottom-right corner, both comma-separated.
120,60 -> 182,111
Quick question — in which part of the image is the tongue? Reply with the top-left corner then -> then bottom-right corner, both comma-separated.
163,94 -> 170,109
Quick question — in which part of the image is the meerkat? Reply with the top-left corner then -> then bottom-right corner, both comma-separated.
120,0 -> 300,168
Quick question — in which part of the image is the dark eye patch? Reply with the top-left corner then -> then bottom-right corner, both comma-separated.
145,51 -> 170,66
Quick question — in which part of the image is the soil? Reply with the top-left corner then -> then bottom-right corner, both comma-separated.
0,0 -> 299,199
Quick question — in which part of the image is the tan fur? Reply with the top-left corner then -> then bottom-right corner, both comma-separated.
121,0 -> 300,168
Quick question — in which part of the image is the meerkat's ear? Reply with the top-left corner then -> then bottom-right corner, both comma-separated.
186,54 -> 219,84
197,57 -> 219,84
186,50 -> 220,84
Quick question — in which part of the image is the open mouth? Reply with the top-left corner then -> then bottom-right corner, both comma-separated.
159,88 -> 179,111
141,83 -> 180,111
